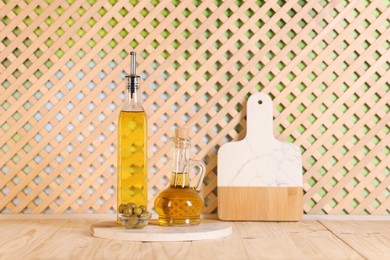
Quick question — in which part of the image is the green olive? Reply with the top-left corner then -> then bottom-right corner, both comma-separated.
126,203 -> 136,210
123,207 -> 133,215
118,204 -> 126,213
133,207 -> 142,215
139,205 -> 147,213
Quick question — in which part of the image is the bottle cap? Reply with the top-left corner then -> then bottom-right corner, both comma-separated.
175,128 -> 190,139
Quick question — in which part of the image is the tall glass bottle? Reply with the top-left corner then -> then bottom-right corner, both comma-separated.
154,128 -> 206,226
117,51 -> 147,221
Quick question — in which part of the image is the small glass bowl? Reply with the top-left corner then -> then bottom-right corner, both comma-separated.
118,212 -> 152,229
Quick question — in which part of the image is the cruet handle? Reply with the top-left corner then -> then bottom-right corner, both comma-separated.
189,159 -> 206,192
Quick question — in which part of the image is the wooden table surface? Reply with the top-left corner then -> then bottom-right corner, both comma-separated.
0,214 -> 389,259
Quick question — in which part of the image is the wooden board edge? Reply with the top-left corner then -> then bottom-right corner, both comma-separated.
218,186 -> 303,221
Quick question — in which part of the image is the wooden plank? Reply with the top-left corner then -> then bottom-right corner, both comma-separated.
321,221 -> 390,259
2,215 -> 390,259
0,215 -> 143,259
235,221 -> 363,259
189,224 -> 249,259
136,241 -> 192,260
76,237 -> 142,260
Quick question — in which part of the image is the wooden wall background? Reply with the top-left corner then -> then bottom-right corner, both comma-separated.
0,0 -> 389,214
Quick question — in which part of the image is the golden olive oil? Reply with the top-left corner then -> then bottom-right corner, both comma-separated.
154,172 -> 204,226
117,110 -> 147,211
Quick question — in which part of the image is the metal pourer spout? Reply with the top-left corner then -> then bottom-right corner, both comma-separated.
128,51 -> 139,95
130,51 -> 137,76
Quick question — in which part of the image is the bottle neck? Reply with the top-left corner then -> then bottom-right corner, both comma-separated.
123,76 -> 143,111
170,138 -> 191,188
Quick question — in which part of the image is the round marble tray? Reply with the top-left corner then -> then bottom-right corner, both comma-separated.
90,219 -> 232,242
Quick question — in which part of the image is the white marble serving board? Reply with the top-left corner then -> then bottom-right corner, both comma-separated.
218,92 -> 303,187
91,220 -> 232,241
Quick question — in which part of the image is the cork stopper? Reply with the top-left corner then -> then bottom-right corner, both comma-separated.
175,128 -> 190,140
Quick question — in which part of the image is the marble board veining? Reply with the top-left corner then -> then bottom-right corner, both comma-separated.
217,92 -> 303,221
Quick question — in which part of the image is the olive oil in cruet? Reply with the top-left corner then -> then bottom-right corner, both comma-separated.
154,128 -> 206,226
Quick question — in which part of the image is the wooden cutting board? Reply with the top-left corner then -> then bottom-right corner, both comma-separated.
217,93 -> 303,221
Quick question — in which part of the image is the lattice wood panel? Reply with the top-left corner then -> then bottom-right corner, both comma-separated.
0,0 -> 389,214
